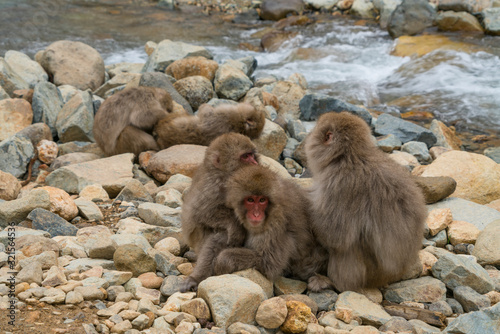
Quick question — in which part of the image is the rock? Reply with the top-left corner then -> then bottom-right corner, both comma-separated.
401,141 -> 432,164
271,80 -> 307,119
274,277 -> 308,296
447,297 -> 465,314
260,0 -> 304,21
431,253 -> 494,294
55,90 -> 95,142
0,170 -> 21,200
418,151 -> 500,205
427,197 -> 500,231
156,188 -> 183,208
483,8 -> 500,36
389,150 -> 421,171
0,98 -> 33,141
42,265 -> 68,287
378,316 -> 415,333
304,0 -> 340,10
351,0 -> 378,19
93,72 -> 140,97
162,291 -> 196,312
36,139 -> 58,165
307,290 -> 338,312
484,147 -> 500,164
136,286 -> 161,304
27,208 -> 78,237
45,153 -> 134,196
137,202 -> 181,228
40,287 -> 66,304
413,176 -> 457,204
233,268 -> 274,299
447,220 -> 480,245
81,234 -> 117,259
374,113 -> 436,148
437,0 -> 492,13
116,217 -> 182,247
174,75 -> 215,110
0,188 -> 51,227
38,186 -> 78,221
383,276 -> 447,303
256,297 -> 288,328
111,320 -> 132,333
101,270 -> 133,286
74,198 -> 104,221
387,0 -> 437,38
110,233 -> 152,254
38,40 -> 105,91
436,11 -> 483,33
197,274 -> 266,328
280,300 -> 312,334
430,119 -> 462,150
181,297 -> 212,320
427,230 -> 448,248
139,72 -> 193,114
142,39 -> 213,73
115,179 -> 154,203
166,56 -> 219,82
473,220 -> 500,266
65,290 -> 84,304
0,58 -> 30,96
251,120 -> 288,160
79,184 -> 110,201
227,322 -> 261,334
51,152 -> 102,170
442,303 -> 500,334
160,173 -> 192,194
31,82 -> 64,138
155,237 -> 181,256
335,291 -> 392,326
4,50 -> 47,88
0,134 -> 35,178
453,285 -> 491,312
113,244 -> 156,277
425,208 -> 453,236
376,134 -> 402,152
16,123 -> 53,148
391,34 -> 485,57
16,262 -> 43,285
214,61 -> 253,101
261,30 -> 299,52
299,93 -> 372,124
142,145 -> 205,183
428,300 -> 453,317
138,272 -> 164,289
64,258 -> 115,272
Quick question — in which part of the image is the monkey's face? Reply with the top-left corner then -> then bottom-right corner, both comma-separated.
241,107 -> 265,139
242,195 -> 269,233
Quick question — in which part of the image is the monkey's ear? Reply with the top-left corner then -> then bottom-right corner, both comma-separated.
212,153 -> 222,170
324,131 -> 334,144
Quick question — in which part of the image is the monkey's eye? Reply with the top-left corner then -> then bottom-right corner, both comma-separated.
246,197 -> 255,203
259,198 -> 266,203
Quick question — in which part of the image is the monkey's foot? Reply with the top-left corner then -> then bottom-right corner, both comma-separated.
180,276 -> 199,292
307,274 -> 334,292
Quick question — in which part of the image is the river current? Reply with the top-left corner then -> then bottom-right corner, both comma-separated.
1,0 -> 500,140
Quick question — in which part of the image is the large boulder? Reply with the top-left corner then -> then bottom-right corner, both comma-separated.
55,90 -> 94,142
260,0 -> 304,21
32,82 -> 64,138
387,0 -> 437,38
0,98 -> 33,141
0,58 -> 30,96
4,50 -> 48,88
0,134 -> 35,178
472,220 -> 500,266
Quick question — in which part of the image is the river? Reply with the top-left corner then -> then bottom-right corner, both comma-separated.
1,0 -> 500,146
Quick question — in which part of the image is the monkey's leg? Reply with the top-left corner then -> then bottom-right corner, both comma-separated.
213,248 -> 258,275
327,247 -> 367,292
115,125 -> 159,156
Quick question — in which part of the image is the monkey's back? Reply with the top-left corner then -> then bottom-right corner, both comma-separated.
155,114 -> 205,149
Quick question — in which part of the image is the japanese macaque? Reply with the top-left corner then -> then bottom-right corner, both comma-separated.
213,165 -> 331,292
305,112 -> 427,291
180,133 -> 260,292
154,102 -> 265,149
93,87 -> 173,157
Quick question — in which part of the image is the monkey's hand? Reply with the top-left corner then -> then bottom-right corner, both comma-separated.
307,274 -> 334,292
213,248 -> 258,275
180,276 -> 199,292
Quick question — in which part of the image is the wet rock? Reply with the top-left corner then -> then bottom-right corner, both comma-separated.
0,133 -> 34,178
27,208 -> 78,237
454,285 -> 491,312
142,145 -> 205,183
431,253 -> 494,294
336,291 -> 392,326
442,303 -> 500,334
214,61 -> 253,101
351,0 -> 378,19
253,119 -> 287,160
0,58 -> 29,96
114,244 -> 156,277
299,93 -> 372,124
174,75 -> 215,110
261,30 -> 299,52
401,141 -> 432,165
374,113 -> 436,148
483,8 -> 500,36
418,151 -> 500,205
139,72 -> 193,114
447,220 -> 480,245
256,297 -> 287,328
413,176 -> 457,204
74,198 -> 104,221
376,134 -> 402,152
197,274 -> 266,328
38,40 -> 105,91
142,39 -> 213,73
55,90 -> 94,142
45,153 -> 134,196
472,220 -> 500,266
0,98 -> 33,141
0,188 -> 51,227
387,0 -> 437,38
436,11 -> 483,33
260,0 -> 304,21
383,276 -> 447,303
0,170 -> 21,201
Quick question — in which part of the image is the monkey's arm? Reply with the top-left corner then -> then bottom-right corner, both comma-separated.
213,248 -> 259,275
254,235 -> 293,281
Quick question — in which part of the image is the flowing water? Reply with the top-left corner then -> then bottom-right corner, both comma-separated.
1,0 -> 500,141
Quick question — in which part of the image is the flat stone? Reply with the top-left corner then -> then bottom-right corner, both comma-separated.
383,276 -> 447,303
27,208 -> 78,237
336,291 -> 392,327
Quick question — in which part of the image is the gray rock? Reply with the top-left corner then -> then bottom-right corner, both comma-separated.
45,153 -> 134,196
142,39 -> 213,73
31,82 -> 64,138
51,152 -> 102,170
453,285 -> 491,312
113,244 -> 156,277
447,297 -> 465,315
139,72 -> 193,114
66,290 -> 84,304
74,285 -> 105,300
27,208 -> 78,237
351,0 -> 378,19
0,189 -> 51,227
74,198 -> 104,221
299,93 -> 372,124
438,0 -> 491,13
260,0 -> 304,21
174,75 -> 215,110
427,229 -> 448,247
374,113 -> 437,148
336,291 -> 392,326
387,0 -> 437,38
442,303 -> 500,334
107,285 -> 126,301
401,141 -> 432,164
378,316 -> 415,333
472,219 -> 500,266
408,319 -> 442,334
82,236 -> 117,259
137,203 -> 181,228
102,270 -> 132,286
155,188 -> 183,209
236,56 -> 258,77
431,253 -> 495,294
383,276 -> 447,303
4,50 -> 48,88
16,261 -> 43,285
0,58 -> 29,96
115,179 -> 154,203
159,275 -> 184,298
15,123 -> 53,148
19,251 -> 58,270
373,0 -> 402,29
55,90 -> 94,142
64,258 -> 116,272
110,233 -> 151,254
376,134 -> 403,152
214,62 -> 253,101
82,277 -> 110,289
154,252 -> 180,276
42,265 -> 68,287
428,300 -> 453,316
307,289 -> 338,312
484,146 -> 500,163
115,217 -> 182,247
483,8 -> 500,36
40,287 -> 66,304
0,134 -> 35,178
0,86 -> 8,99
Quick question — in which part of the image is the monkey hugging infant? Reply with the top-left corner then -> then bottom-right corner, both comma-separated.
93,87 -> 427,293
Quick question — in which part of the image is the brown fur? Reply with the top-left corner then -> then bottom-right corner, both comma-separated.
214,165 -> 330,291
305,112 -> 427,291
93,87 -> 173,157
180,133 -> 260,291
154,102 -> 265,149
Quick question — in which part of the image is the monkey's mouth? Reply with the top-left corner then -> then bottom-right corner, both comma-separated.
248,219 -> 263,227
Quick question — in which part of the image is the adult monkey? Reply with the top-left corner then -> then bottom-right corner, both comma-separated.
213,165 -> 331,291
93,87 -> 173,157
180,132 -> 260,292
305,111 -> 427,291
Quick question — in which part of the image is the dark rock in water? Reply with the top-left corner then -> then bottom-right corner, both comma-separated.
374,113 -> 437,148
139,72 -> 193,114
27,208 -> 78,237
113,244 -> 156,277
388,0 -> 437,38
260,0 -> 304,21
413,176 -> 456,204
299,93 -> 372,125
